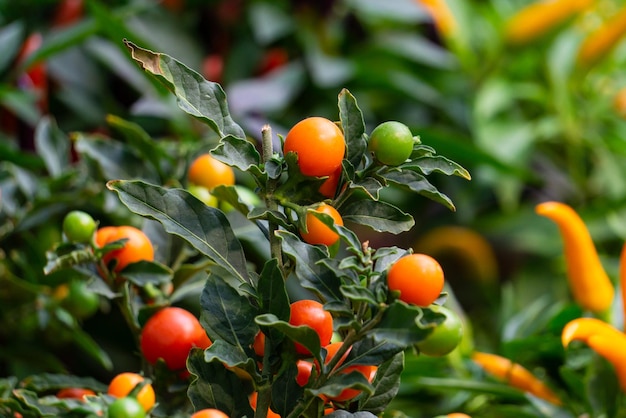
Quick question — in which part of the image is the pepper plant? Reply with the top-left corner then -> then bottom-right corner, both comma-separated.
1,39 -> 471,418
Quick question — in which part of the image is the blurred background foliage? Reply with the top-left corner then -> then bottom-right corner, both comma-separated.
2,0 -> 626,416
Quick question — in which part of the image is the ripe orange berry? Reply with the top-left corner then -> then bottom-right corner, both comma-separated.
95,226 -> 154,273
289,300 -> 333,356
387,253 -> 444,307
191,409 -> 229,418
300,203 -> 343,247
188,153 -> 235,191
107,372 -> 155,412
283,117 -> 345,177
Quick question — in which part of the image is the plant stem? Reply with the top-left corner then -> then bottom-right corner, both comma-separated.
261,125 -> 285,275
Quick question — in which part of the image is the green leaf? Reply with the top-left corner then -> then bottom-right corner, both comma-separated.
43,248 -> 97,275
19,373 -> 108,393
340,285 -> 378,305
272,362 -> 305,416
203,340 -> 259,380
348,335 -> 405,367
325,411 -> 377,418
0,21 -> 24,74
34,117 -> 70,178
255,313 -> 324,366
188,348 -> 255,418
107,180 -> 249,283
257,258 -> 290,320
338,88 -> 367,169
342,200 -> 414,234
348,177 -> 384,201
313,371 -> 374,400
119,260 -> 173,287
75,133 -> 160,183
360,351 -> 404,415
211,135 -> 262,177
277,231 -> 343,303
124,40 -> 246,139
382,168 -> 456,211
200,273 -> 259,349
106,114 -> 172,181
404,155 -> 471,180
371,302 -> 442,347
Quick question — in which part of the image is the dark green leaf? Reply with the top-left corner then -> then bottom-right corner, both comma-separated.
211,135 -> 262,176
0,21 -> 24,73
107,180 -> 249,283
313,371 -> 373,400
338,88 -> 367,169
75,133 -> 160,183
200,273 -> 258,349
203,340 -> 259,380
340,285 -> 378,305
348,177 -> 384,201
325,411 -> 377,418
371,302 -> 443,347
34,117 -> 70,178
404,155 -> 470,179
255,313 -> 323,366
272,362 -> 305,416
188,348 -> 255,418
43,248 -> 97,275
277,231 -> 343,303
106,114 -> 171,181
20,373 -> 108,393
360,351 -> 404,414
119,260 -> 173,287
382,168 -> 455,211
124,40 -> 246,139
347,335 -> 405,367
257,258 -> 290,320
342,200 -> 414,234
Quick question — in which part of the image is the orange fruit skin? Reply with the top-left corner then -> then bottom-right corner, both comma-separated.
387,253 -> 444,307
107,372 -> 155,412
289,300 -> 333,356
283,117 -> 345,177
95,226 -> 154,273
188,153 -> 235,190
191,409 -> 230,418
300,204 -> 344,247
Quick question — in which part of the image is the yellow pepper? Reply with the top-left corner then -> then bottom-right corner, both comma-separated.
505,0 -> 593,45
415,0 -> 456,37
562,317 -> 626,391
535,201 -> 614,313
577,5 -> 626,67
471,352 -> 561,404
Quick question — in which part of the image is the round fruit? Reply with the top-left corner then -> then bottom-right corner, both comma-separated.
296,360 -> 313,386
107,373 -> 155,412
56,387 -> 96,400
107,397 -> 146,418
387,253 -> 445,307
318,166 -> 342,198
188,184 -> 219,207
95,226 -> 154,273
140,307 -> 212,371
191,409 -> 229,418
367,121 -> 414,166
289,300 -> 333,355
252,331 -> 265,357
62,210 -> 97,243
416,306 -> 463,357
188,153 -> 235,191
61,280 -> 99,319
323,342 -> 376,402
300,203 -> 343,247
283,117 -> 345,177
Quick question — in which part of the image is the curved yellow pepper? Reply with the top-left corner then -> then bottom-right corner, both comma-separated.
415,0 -> 456,37
505,0 -> 593,45
577,5 -> 626,67
535,201 -> 614,313
471,352 -> 561,404
562,317 -> 626,391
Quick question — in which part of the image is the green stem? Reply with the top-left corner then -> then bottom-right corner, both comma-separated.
262,125 -> 285,276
